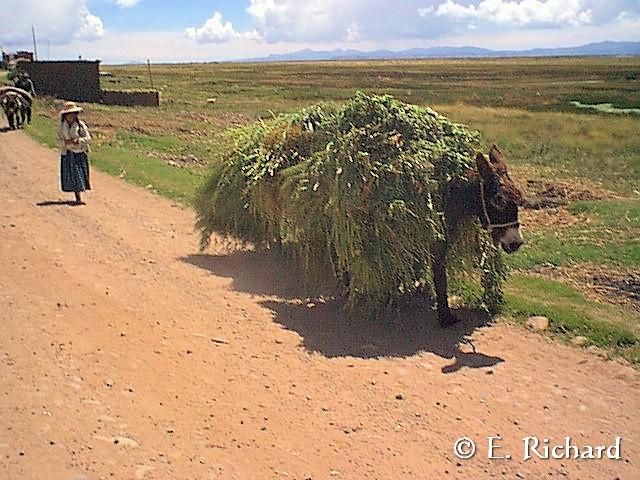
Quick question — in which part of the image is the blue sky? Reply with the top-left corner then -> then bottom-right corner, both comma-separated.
2,1 -> 639,63
88,0 -> 254,33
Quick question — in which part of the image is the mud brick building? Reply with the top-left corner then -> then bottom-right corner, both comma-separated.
23,60 -> 102,102
2,51 -> 34,68
21,60 -> 160,106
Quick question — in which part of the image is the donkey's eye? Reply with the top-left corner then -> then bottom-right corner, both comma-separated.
492,193 -> 507,208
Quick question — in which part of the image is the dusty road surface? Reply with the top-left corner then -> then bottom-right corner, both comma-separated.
1,128 -> 638,480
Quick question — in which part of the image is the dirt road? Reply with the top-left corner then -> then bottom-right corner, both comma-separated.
1,129 -> 638,480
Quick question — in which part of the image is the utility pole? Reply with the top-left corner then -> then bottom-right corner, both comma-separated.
147,59 -> 154,88
31,24 -> 38,60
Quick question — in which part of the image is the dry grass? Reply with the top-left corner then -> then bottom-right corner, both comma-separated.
530,263 -> 640,311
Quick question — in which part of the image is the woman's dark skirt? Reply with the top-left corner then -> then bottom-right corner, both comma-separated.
61,151 -> 91,192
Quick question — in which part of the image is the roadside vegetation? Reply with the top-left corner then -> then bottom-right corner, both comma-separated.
21,57 -> 640,363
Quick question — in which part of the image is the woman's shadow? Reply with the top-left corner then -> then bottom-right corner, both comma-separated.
182,251 -> 504,373
36,200 -> 81,207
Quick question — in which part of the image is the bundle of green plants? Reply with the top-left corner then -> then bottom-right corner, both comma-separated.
195,92 -> 505,313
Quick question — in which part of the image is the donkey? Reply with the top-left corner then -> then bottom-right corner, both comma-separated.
433,144 -> 524,326
1,93 -> 24,130
19,97 -> 31,125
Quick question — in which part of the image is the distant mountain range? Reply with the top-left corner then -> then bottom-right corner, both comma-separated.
243,41 -> 640,62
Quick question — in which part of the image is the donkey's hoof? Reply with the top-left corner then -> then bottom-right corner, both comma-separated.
438,311 -> 462,327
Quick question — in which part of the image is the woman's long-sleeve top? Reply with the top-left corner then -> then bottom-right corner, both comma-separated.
57,120 -> 91,154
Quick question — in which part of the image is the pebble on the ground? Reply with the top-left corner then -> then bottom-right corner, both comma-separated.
571,336 -> 589,347
526,316 -> 550,331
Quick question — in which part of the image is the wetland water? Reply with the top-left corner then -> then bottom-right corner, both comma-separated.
570,101 -> 640,114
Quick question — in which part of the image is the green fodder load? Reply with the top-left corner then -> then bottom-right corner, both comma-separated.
195,93 -> 506,313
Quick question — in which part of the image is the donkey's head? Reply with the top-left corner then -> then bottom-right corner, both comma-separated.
475,145 -> 524,254
2,94 -> 19,113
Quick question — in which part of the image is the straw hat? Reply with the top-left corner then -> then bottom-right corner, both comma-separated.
60,101 -> 83,116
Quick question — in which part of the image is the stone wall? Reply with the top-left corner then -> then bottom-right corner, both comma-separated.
101,90 -> 160,107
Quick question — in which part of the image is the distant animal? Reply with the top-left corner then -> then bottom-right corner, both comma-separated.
1,92 -> 24,130
13,73 -> 34,124
434,144 -> 524,325
19,95 -> 31,125
14,72 -> 36,97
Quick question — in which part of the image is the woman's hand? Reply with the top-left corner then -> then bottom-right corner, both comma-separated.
65,139 -> 78,146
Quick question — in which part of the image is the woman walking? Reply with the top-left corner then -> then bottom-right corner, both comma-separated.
56,102 -> 91,205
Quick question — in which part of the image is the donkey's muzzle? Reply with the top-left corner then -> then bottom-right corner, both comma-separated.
502,239 -> 523,254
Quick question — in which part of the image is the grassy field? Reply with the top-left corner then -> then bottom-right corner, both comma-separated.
19,57 -> 640,363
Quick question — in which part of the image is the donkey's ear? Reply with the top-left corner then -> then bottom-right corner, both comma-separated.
489,144 -> 505,165
476,152 -> 496,182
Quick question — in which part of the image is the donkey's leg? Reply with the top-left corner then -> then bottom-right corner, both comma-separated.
431,241 -> 460,327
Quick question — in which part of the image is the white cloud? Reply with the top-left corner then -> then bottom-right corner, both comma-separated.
246,0 -> 449,43
418,6 -> 434,17
6,0 -> 637,61
615,11 -> 640,30
0,0 -> 105,46
185,11 -> 261,44
6,13 -> 640,65
76,7 -> 106,41
247,0 -> 336,42
433,0 -> 593,27
346,22 -> 362,42
180,1 -> 640,47
115,0 -> 142,7
243,0 -> 640,44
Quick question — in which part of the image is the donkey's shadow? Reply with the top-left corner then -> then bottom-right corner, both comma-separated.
183,251 -> 503,373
